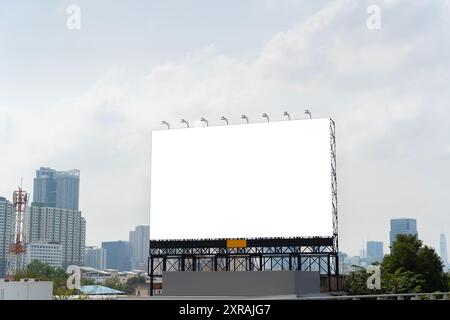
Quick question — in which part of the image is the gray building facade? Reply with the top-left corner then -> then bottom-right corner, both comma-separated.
102,241 -> 132,271
0,197 -> 14,277
33,167 -> 80,210
25,205 -> 86,269
85,246 -> 107,270
129,225 -> 149,271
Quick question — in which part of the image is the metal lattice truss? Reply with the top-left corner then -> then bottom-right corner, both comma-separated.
330,119 -> 339,253
150,248 -> 338,274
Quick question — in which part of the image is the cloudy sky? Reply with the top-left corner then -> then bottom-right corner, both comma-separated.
1,0 -> 449,256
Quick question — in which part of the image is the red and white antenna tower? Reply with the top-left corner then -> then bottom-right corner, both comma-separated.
8,180 -> 29,279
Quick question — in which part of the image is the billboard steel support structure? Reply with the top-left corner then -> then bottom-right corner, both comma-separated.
148,237 -> 339,296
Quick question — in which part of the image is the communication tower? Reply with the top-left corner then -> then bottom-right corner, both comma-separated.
8,184 -> 29,278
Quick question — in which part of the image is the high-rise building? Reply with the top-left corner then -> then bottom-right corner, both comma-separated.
440,233 -> 448,270
389,218 -> 418,247
366,241 -> 384,264
129,225 -> 149,271
0,197 -> 14,277
25,205 -> 86,268
33,167 -> 80,210
102,241 -> 132,271
85,246 -> 107,270
24,241 -> 63,268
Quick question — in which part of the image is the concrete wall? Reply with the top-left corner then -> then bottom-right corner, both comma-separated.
0,281 -> 53,300
162,271 -> 320,296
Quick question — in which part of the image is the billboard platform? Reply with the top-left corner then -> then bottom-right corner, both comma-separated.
162,271 -> 320,296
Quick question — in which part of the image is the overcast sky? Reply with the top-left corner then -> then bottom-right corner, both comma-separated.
1,0 -> 449,256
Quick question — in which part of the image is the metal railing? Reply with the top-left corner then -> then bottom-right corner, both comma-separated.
298,292 -> 450,300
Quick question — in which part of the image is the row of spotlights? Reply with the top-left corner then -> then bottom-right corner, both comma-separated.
162,110 -> 312,129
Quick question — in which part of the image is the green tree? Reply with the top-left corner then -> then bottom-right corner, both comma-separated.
15,260 -> 75,296
416,246 -> 448,292
103,277 -> 128,293
81,278 -> 95,286
344,235 -> 448,295
383,234 -> 448,292
125,275 -> 146,295
102,275 -> 146,295
343,266 -> 374,295
381,267 -> 424,294
383,235 -> 422,273
126,275 -> 145,287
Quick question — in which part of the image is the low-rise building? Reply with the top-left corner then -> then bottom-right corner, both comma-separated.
24,241 -> 63,269
0,279 -> 53,300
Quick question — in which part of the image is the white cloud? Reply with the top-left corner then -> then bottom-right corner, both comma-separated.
1,0 -> 449,254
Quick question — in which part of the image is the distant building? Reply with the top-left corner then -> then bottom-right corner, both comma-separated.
102,241 -> 132,271
366,241 -> 384,264
33,167 -> 80,210
80,267 -> 113,284
129,225 -> 149,271
85,246 -> 107,270
440,233 -> 448,270
389,218 -> 418,247
25,205 -> 86,268
24,241 -> 63,269
0,197 -> 14,277
342,255 -> 364,273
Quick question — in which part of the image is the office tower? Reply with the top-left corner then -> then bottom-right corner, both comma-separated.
0,197 -> 14,277
25,205 -> 86,268
440,233 -> 448,270
389,218 -> 418,247
102,241 -> 132,271
33,167 -> 80,210
366,241 -> 384,264
24,241 -> 63,268
129,225 -> 149,271
85,246 -> 107,270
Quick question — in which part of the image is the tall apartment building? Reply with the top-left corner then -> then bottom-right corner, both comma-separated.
440,233 -> 448,270
0,197 -> 14,277
24,241 -> 63,269
25,205 -> 86,268
129,225 -> 149,271
85,246 -> 107,270
33,167 -> 80,210
389,218 -> 418,247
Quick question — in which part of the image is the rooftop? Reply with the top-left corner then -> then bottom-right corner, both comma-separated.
79,285 -> 124,295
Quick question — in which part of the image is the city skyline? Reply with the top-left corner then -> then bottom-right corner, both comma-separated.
0,166 -> 448,257
1,1 -> 450,256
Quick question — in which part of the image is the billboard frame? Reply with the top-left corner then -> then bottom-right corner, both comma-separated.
148,118 -> 339,294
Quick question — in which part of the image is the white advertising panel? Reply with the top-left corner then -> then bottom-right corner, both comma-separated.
150,118 -> 333,240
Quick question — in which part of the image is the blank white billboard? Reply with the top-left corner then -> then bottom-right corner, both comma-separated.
150,118 -> 333,240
